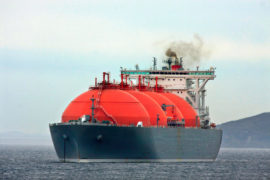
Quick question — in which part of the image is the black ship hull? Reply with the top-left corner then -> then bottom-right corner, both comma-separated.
49,123 -> 222,162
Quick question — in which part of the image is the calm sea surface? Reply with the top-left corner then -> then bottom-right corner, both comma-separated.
0,145 -> 270,180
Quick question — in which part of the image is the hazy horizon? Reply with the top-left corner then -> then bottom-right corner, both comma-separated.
1,0 -> 270,134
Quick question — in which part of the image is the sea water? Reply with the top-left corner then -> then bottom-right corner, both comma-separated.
0,145 -> 270,180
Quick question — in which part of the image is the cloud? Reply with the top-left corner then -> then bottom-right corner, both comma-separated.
208,37 -> 270,61
0,13 -> 165,56
1,5 -> 270,61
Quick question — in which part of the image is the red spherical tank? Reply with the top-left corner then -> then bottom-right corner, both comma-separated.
62,86 -> 198,127
96,89 -> 150,126
62,89 -> 150,126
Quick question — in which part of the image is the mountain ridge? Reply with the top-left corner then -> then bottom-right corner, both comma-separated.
218,112 -> 270,148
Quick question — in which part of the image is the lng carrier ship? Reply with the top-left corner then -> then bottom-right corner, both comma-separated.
50,56 -> 222,162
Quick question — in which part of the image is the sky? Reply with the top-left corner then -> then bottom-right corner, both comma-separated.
0,0 -> 270,135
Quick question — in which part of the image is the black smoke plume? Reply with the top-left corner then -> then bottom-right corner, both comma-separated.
165,34 -> 210,67
165,48 -> 177,58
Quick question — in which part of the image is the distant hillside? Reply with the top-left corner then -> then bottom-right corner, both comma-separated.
218,112 -> 270,148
